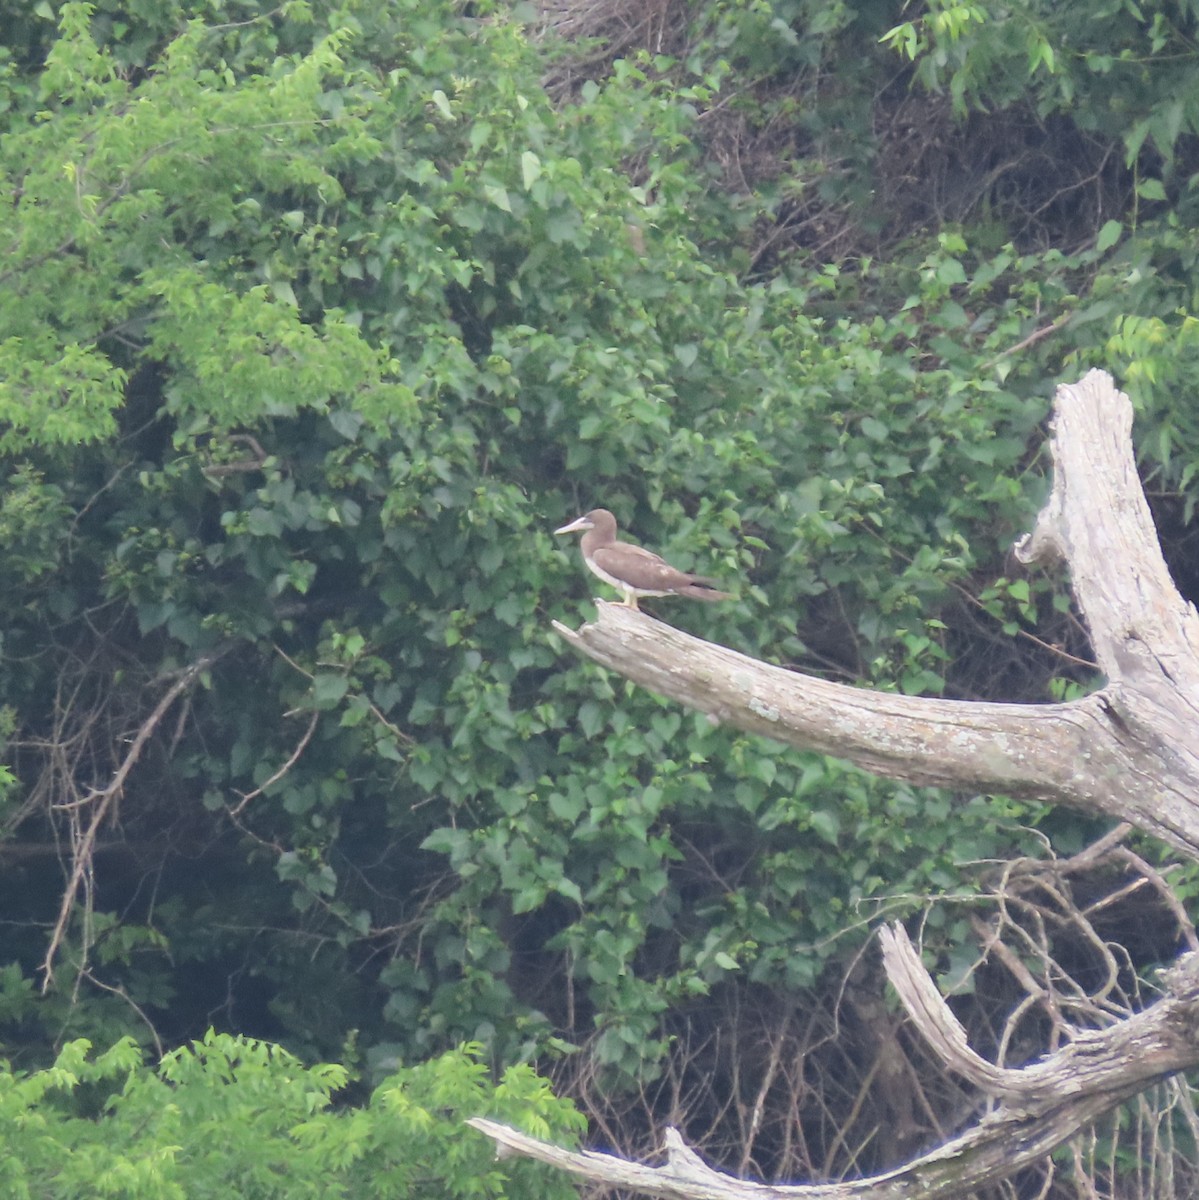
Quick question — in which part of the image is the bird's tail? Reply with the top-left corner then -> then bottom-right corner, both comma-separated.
680,581 -> 733,601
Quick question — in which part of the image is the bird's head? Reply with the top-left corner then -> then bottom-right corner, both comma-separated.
554,509 -> 616,538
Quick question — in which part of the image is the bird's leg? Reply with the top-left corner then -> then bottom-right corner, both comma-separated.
621,589 -> 640,611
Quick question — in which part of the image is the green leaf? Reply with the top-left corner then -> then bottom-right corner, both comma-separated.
484,184 -> 512,212
809,809 -> 841,845
577,701 -> 604,738
548,791 -> 584,822
312,673 -> 349,707
422,827 -> 470,857
521,150 -> 541,190
1096,219 -> 1122,253
555,878 -> 582,904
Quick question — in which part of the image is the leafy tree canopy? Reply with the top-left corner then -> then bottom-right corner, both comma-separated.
0,1031 -> 582,1197
2,0 -> 1199,1187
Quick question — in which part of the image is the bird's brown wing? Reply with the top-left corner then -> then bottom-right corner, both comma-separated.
591,544 -> 709,593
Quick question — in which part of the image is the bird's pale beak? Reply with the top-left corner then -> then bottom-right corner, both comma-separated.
554,515 -> 593,535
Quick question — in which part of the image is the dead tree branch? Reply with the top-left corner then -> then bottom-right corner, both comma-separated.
471,926 -> 1199,1200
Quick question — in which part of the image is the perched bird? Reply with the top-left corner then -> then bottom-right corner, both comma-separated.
554,508 -> 732,611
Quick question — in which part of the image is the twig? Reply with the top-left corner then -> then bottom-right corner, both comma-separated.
80,968 -> 165,1057
982,314 -> 1071,370
40,652 -> 222,989
230,709 -> 319,815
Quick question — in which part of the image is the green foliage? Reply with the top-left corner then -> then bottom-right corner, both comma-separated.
0,0 -> 1194,1179
881,0 -> 1199,151
0,1033 -> 582,1198
0,3 -> 402,450
0,0 -> 1058,1071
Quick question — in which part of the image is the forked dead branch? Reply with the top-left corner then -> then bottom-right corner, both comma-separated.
472,370 -> 1199,1196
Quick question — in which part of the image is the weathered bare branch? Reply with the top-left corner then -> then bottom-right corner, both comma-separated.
554,604 -> 1104,796
879,926 -> 1199,1105
471,926 -> 1199,1200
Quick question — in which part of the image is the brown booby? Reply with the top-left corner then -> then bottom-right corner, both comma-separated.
554,508 -> 732,611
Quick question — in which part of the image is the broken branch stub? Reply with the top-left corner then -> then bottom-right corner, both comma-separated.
1014,369 -> 1199,688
